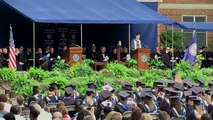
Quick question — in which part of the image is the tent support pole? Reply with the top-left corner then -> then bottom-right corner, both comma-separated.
33,22 -> 36,67
81,24 -> 83,48
171,24 -> 174,70
128,24 -> 131,55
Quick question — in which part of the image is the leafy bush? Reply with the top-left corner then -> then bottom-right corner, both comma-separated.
127,59 -> 137,68
193,54 -> 204,70
149,57 -> 164,69
28,67 -> 48,81
105,62 -> 129,78
174,60 -> 192,77
141,69 -> 160,87
11,73 -> 40,98
52,56 -> 69,71
0,68 -> 16,82
70,63 -> 94,77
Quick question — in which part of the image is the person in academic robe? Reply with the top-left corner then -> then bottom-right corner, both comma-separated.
62,86 -> 79,118
170,96 -> 186,118
142,94 -> 158,113
134,81 -> 145,103
87,82 -> 99,101
161,47 -> 172,69
69,82 -> 81,99
1,48 -> 9,67
82,88 -> 98,107
48,47 -> 57,70
18,46 -> 26,70
35,48 -> 43,68
44,91 -> 59,104
175,48 -> 184,63
109,47 -> 117,62
28,86 -> 44,107
25,48 -> 33,70
150,47 -> 162,60
0,48 -> 5,68
121,47 -> 128,61
97,46 -> 108,62
131,33 -> 142,51
114,91 -> 131,114
95,90 -> 113,119
87,44 -> 97,60
15,48 -> 25,71
187,99 -> 205,120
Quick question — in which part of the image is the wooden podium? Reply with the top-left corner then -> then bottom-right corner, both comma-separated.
132,48 -> 150,70
69,47 -> 82,66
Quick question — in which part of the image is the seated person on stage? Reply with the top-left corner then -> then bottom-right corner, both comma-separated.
35,48 -> 43,68
109,47 -> 117,62
1,48 -> 9,67
97,46 -> 109,62
87,44 -> 97,60
131,33 -> 142,51
150,47 -> 162,60
121,47 -> 128,61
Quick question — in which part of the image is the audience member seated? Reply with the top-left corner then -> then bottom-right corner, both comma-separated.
16,95 -> 28,111
28,86 -> 44,106
105,111 -> 122,120
56,102 -> 71,120
44,91 -> 59,104
159,111 -> 170,120
37,100 -> 52,120
130,107 -> 143,120
0,94 -> 12,112
52,110 -> 63,120
97,46 -> 109,62
0,102 -> 8,117
29,106 -> 40,120
114,91 -> 131,114
10,105 -> 25,120
83,88 -> 98,107
69,82 -> 80,99
201,113 -> 212,120
109,47 -> 117,62
140,113 -> 152,120
3,113 -> 15,120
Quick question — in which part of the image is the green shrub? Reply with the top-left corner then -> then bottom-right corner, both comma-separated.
11,73 -> 40,98
105,62 -> 129,78
28,67 -> 48,81
149,57 -> 164,69
70,63 -> 94,77
52,56 -> 69,71
0,68 -> 16,82
127,59 -> 137,68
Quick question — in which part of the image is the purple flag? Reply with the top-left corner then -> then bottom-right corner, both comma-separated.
184,31 -> 197,65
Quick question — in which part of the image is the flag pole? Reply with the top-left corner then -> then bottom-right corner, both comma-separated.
33,22 -> 36,67
171,24 -> 174,70
81,24 -> 83,48
128,24 -> 131,55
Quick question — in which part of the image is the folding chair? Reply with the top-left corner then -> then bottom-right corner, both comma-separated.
149,113 -> 159,120
20,109 -> 30,119
171,117 -> 186,120
123,111 -> 132,119
47,103 -> 57,109
66,105 -> 76,112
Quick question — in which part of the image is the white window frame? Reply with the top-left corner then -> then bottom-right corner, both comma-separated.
181,15 -> 208,46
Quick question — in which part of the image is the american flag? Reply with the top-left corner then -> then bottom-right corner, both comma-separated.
8,26 -> 17,70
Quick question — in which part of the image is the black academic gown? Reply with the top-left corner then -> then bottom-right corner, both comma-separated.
114,101 -> 129,114
44,95 -> 58,104
26,52 -> 33,70
2,53 -> 8,67
157,97 -> 171,115
62,96 -> 80,118
95,100 -> 113,119
161,51 -> 172,69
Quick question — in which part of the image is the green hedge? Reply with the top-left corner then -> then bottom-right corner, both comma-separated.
0,59 -> 212,98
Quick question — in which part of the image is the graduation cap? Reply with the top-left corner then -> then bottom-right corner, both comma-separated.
64,87 -> 74,95
154,80 -> 164,85
183,79 -> 193,88
69,82 -> 77,88
167,80 -> 175,87
169,96 -> 180,101
208,91 -> 213,95
196,78 -> 205,86
118,91 -> 130,99
184,91 -> 192,97
170,90 -> 179,96
208,81 -> 213,87
191,83 -> 200,87
136,81 -> 146,87
190,86 -> 203,95
188,96 -> 198,100
157,85 -> 164,91
104,81 -> 113,86
173,82 -> 184,91
192,99 -> 201,106
144,94 -> 153,101
102,84 -> 113,92
122,82 -> 133,91
143,88 -> 152,92
87,82 -> 96,88
99,90 -> 112,100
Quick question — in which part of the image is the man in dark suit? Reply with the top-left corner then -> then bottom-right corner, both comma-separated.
97,46 -> 108,62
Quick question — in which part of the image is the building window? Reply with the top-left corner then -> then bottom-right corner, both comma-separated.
182,16 -> 207,48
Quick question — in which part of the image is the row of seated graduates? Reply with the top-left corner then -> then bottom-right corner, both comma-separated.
26,77 -> 213,120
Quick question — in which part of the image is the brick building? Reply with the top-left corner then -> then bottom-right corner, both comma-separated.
158,0 -> 213,49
